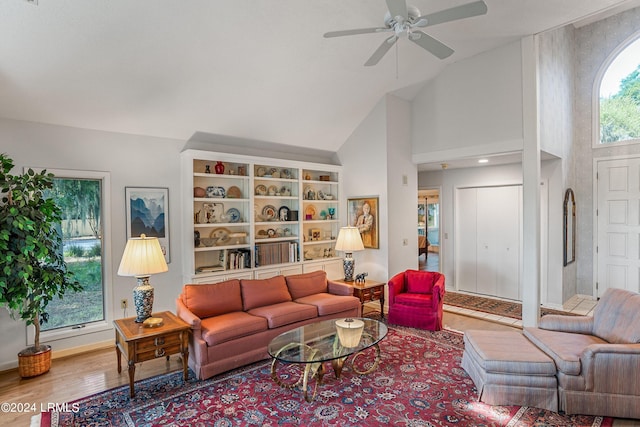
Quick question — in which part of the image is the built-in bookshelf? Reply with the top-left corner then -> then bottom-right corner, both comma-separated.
181,150 -> 343,283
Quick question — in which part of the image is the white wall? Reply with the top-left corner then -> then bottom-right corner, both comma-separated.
537,25 -> 577,302
411,40 -> 524,160
385,95 -> 417,277
338,98 -> 389,281
338,94 -> 417,285
0,118 -> 184,370
573,7 -> 640,295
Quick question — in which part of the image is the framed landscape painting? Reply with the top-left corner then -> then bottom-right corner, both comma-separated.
347,196 -> 379,249
125,187 -> 170,263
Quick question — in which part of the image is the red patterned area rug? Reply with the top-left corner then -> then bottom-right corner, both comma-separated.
444,291 -> 578,320
39,326 -> 611,427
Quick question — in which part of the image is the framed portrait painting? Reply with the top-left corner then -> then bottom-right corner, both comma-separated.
347,196 -> 379,249
125,187 -> 170,263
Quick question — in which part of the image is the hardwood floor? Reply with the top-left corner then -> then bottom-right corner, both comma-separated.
0,311 -> 634,426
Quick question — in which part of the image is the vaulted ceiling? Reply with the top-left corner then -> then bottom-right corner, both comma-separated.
1,0 -> 637,152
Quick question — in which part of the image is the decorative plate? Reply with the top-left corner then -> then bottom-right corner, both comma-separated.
282,169 -> 291,179
209,227 -> 231,245
317,190 -> 325,200
268,185 -> 278,196
255,184 -> 267,196
278,206 -> 290,221
256,167 -> 266,177
226,186 -> 242,198
226,208 -> 241,223
206,186 -> 226,198
267,228 -> 276,238
257,230 -> 268,238
305,205 -> 316,219
262,205 -> 277,220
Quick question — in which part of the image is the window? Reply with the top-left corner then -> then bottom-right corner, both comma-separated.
598,36 -> 640,145
27,169 -> 111,342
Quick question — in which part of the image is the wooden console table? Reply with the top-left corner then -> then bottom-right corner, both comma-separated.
334,279 -> 386,318
113,311 -> 190,397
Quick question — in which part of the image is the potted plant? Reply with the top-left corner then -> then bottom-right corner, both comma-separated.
0,153 -> 82,377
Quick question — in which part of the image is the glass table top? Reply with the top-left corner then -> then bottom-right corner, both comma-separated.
268,317 -> 388,364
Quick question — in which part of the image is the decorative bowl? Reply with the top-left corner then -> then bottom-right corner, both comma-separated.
200,238 -> 217,247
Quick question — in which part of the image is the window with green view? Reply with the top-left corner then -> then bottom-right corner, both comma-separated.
42,177 -> 105,331
599,37 -> 640,144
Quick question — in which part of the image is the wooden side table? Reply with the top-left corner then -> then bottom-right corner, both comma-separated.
334,279 -> 386,318
113,311 -> 190,397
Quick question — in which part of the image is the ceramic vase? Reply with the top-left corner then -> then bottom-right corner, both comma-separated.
215,161 -> 225,174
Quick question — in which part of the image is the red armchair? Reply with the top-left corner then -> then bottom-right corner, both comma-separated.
387,270 -> 445,331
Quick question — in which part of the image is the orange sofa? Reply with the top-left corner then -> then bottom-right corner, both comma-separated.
176,271 -> 361,380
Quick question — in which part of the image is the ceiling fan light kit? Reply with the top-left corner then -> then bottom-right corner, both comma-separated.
324,0 -> 488,66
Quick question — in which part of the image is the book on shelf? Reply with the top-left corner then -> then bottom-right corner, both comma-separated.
228,248 -> 251,270
255,241 -> 299,267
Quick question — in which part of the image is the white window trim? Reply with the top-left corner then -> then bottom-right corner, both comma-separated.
25,168 -> 113,345
592,31 -> 640,149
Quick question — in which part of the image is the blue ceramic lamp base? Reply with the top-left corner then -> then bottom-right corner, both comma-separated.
133,276 -> 154,323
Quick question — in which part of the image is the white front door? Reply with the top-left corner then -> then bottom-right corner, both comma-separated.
596,157 -> 640,296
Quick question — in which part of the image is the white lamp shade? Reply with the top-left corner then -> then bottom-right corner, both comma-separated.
117,234 -> 168,277
334,227 -> 364,252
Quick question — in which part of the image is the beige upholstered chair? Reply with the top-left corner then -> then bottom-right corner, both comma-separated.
523,288 -> 640,419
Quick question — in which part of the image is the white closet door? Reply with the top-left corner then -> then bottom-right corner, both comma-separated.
477,186 -> 521,300
456,188 -> 478,293
456,185 -> 521,300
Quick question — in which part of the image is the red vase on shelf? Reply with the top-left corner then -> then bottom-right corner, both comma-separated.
214,161 -> 225,174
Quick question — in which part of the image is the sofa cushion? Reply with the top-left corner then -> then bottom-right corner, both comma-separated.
295,293 -> 360,316
248,301 -> 317,328
241,275 -> 292,311
394,292 -> 433,307
406,269 -> 435,294
523,327 -> 608,376
201,311 -> 268,346
182,280 -> 242,319
592,288 -> 640,344
285,270 -> 328,299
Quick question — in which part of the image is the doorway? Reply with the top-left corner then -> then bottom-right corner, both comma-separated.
595,156 -> 640,296
418,188 -> 441,272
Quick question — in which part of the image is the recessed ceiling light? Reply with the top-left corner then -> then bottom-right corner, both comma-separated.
478,159 -> 489,164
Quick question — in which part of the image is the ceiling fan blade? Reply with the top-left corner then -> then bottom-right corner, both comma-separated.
386,0 -> 408,19
324,27 -> 387,38
410,31 -> 454,59
365,36 -> 397,66
418,0 -> 487,27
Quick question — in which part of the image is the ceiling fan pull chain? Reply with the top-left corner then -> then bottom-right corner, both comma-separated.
395,40 -> 399,79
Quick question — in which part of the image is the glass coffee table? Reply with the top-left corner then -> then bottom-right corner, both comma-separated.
268,317 -> 388,402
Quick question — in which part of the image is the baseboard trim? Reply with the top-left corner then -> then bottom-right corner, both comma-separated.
0,340 -> 114,374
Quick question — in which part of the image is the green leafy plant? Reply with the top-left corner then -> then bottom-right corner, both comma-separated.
0,153 -> 82,354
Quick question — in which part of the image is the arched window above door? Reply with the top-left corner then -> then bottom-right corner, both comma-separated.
597,35 -> 640,146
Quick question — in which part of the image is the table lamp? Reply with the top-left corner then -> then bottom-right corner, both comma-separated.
335,318 -> 365,347
334,226 -> 364,282
117,234 -> 168,323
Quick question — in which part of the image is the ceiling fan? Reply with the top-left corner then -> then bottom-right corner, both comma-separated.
323,0 -> 488,66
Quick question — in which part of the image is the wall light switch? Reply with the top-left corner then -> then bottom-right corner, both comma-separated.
402,238 -> 408,246
402,175 -> 408,186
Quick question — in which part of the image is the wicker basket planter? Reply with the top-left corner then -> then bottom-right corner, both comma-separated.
18,345 -> 52,378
